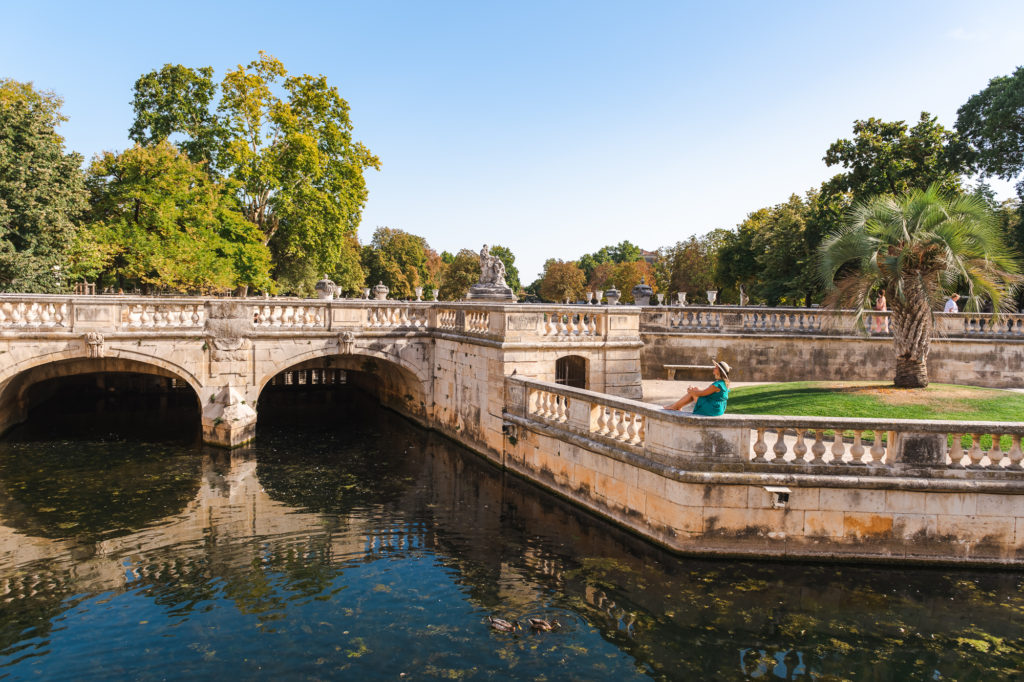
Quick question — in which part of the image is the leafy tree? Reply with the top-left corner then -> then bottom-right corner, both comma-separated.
129,65 -> 223,168
361,227 -> 430,299
80,142 -> 273,294
819,185 -> 1021,388
656,231 -> 727,302
539,260 -> 586,303
956,66 -> 1024,198
128,53 -> 380,293
437,248 -> 479,300
0,80 -> 88,292
578,240 -> 644,281
605,260 -> 656,303
488,244 -> 521,292
823,113 -> 965,202
716,208 -> 768,302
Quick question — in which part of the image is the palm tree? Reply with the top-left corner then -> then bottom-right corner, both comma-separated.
818,184 -> 1021,388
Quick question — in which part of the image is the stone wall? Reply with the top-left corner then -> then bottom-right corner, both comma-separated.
641,332 -> 1024,388
499,376 -> 1024,565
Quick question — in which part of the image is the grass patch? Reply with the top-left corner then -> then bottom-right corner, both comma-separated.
727,382 -> 1024,450
728,381 -> 1024,423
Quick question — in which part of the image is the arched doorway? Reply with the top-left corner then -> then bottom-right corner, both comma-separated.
555,355 -> 588,389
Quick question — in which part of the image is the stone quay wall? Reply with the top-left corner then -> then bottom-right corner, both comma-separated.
639,306 -> 1024,387
500,375 -> 1024,566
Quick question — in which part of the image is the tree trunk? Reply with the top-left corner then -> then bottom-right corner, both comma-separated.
889,280 -> 932,389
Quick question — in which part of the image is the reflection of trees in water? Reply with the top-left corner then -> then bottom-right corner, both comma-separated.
0,440 -> 202,541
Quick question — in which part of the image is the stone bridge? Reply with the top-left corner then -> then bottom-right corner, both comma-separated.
0,295 -> 643,448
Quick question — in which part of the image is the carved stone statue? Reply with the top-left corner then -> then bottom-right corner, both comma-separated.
466,244 -> 516,301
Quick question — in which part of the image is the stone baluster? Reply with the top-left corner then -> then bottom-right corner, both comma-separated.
626,413 -> 639,444
849,431 -> 865,465
965,433 -> 983,469
988,435 -> 1005,468
870,431 -> 885,464
614,409 -> 629,441
772,428 -> 787,462
809,430 -> 826,463
752,428 -> 769,462
1008,435 -> 1024,469
948,434 -> 965,467
595,407 -> 609,436
793,430 -> 809,463
828,431 -> 845,463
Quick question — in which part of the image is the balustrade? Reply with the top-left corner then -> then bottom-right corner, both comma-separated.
122,303 -> 204,329
365,305 -> 427,329
252,304 -> 326,329
0,300 -> 68,328
508,376 -> 1024,476
541,311 -> 604,338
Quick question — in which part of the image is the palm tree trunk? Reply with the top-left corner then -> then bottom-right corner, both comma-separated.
889,281 -> 932,388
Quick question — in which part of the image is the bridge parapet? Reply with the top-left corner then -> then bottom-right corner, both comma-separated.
641,305 -> 1024,339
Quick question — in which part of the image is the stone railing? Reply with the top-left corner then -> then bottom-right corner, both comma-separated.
0,296 -> 642,346
640,306 -> 1024,340
504,376 -> 1024,476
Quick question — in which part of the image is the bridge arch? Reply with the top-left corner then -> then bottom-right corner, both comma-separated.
256,346 -> 432,423
0,354 -> 204,436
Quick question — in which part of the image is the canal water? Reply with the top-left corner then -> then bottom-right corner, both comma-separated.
1,384 -> 1023,680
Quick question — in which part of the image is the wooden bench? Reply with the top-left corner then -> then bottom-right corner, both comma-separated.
664,364 -> 715,380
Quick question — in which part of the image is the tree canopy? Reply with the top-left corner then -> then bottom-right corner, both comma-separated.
0,79 -> 87,292
78,142 -> 273,293
956,66 -> 1024,199
539,260 -> 586,303
128,53 -> 379,294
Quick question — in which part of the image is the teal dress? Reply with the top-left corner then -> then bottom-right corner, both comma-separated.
693,380 -> 729,416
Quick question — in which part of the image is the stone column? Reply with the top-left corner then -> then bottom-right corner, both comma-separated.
203,301 -> 258,447
202,386 -> 257,447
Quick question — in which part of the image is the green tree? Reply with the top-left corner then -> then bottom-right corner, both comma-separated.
437,248 -> 480,300
716,209 -> 768,302
488,244 -> 521,292
656,231 -> 727,302
128,53 -> 380,293
360,227 -> 430,299
606,260 -> 656,303
80,142 -> 272,294
129,64 -> 223,168
539,260 -> 586,303
823,113 -> 965,202
0,80 -> 88,292
819,185 -> 1021,388
956,66 -> 1024,199
578,240 -> 644,281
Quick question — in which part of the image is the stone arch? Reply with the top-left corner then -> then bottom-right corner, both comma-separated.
256,344 -> 432,423
0,352 -> 204,436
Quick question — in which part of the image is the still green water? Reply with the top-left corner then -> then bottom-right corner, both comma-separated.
1,386 -> 1023,680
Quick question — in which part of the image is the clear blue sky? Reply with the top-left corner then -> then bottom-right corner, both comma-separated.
3,1 -> 1022,282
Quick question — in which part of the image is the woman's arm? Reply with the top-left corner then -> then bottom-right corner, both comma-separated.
689,383 -> 721,398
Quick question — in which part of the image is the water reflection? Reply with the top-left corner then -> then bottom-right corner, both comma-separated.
0,389 -> 1022,680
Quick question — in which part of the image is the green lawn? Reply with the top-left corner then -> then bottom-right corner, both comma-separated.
727,381 -> 1024,423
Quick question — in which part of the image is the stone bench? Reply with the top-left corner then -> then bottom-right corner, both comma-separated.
665,364 -> 714,380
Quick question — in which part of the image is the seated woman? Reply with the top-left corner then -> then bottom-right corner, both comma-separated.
663,360 -> 731,416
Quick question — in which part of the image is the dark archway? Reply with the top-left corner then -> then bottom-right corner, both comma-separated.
556,355 -> 588,389
0,358 -> 202,442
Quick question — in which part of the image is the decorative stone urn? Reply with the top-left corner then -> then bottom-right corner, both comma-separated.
314,276 -> 336,300
415,286 -> 423,301
677,291 -> 687,306
707,290 -> 718,305
632,277 -> 653,306
432,289 -> 440,301
656,293 -> 664,305
605,287 -> 621,305
362,287 -> 371,300
372,281 -> 389,301
594,289 -> 604,305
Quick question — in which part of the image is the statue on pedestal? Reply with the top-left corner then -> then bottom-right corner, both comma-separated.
466,245 -> 517,301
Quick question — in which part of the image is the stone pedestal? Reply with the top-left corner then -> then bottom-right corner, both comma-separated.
202,386 -> 257,448
467,283 -> 517,301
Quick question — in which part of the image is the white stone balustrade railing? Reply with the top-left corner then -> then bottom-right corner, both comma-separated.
0,300 -> 68,328
252,303 -> 327,329
505,376 -> 1024,475
540,311 -> 605,338
641,306 -> 1024,340
121,303 -> 205,329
